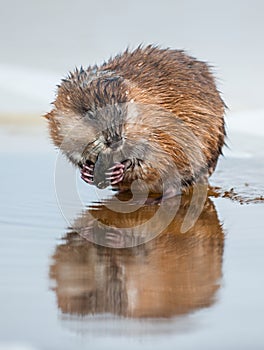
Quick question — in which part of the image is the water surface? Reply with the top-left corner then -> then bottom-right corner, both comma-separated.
0,123 -> 264,350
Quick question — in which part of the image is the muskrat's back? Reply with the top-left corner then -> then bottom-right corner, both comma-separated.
102,46 -> 225,170
45,45 -> 226,196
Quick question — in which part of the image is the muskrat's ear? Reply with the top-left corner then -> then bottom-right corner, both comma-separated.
43,111 -> 54,119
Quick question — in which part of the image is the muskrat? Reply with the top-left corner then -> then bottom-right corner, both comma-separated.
45,45 -> 226,196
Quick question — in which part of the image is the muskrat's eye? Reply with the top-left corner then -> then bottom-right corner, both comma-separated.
83,109 -> 95,119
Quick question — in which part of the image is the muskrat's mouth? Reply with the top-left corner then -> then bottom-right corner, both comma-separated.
80,160 -> 126,188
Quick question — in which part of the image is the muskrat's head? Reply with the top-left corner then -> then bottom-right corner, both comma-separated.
45,70 -> 128,188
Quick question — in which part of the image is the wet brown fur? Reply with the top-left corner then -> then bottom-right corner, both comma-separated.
45,45 -> 226,193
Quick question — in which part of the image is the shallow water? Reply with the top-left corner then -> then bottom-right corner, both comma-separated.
0,123 -> 264,350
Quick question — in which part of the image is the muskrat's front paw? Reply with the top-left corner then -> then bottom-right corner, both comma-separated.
106,162 -> 125,185
80,163 -> 94,185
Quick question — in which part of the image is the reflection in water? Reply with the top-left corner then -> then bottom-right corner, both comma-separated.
50,195 -> 224,318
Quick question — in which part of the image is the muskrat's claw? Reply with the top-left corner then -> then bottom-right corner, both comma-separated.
106,162 -> 125,185
80,163 -> 94,185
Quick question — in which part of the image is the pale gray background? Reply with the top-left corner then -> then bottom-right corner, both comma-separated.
1,2 -> 264,350
0,0 -> 263,115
